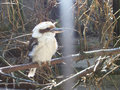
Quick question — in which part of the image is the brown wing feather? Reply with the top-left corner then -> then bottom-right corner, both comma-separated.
28,37 -> 38,52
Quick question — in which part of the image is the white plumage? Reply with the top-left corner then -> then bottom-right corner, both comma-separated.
28,21 -> 60,77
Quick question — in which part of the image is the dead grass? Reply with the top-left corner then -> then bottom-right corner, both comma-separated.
0,0 -> 120,89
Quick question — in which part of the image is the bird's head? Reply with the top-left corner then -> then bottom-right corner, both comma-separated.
32,21 -> 63,38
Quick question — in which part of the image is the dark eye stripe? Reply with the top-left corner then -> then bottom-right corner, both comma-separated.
39,25 -> 55,33
39,28 -> 50,33
46,28 -> 50,30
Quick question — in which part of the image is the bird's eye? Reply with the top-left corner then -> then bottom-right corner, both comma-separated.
39,29 -> 44,33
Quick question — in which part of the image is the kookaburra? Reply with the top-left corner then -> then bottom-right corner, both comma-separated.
28,21 -> 62,77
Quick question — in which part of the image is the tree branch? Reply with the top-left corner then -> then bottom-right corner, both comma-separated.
41,56 -> 107,90
0,47 -> 120,73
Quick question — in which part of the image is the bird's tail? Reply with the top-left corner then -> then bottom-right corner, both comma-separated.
28,68 -> 37,77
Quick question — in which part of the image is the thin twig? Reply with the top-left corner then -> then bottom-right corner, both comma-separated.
53,56 -> 107,88
0,70 -> 35,84
2,33 -> 32,43
54,65 -> 94,87
98,66 -> 119,82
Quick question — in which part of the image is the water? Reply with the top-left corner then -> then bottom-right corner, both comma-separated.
59,0 -> 75,89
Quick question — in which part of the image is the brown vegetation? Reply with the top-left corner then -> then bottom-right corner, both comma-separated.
0,0 -> 120,89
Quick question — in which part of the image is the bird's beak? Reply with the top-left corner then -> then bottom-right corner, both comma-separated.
50,28 -> 63,33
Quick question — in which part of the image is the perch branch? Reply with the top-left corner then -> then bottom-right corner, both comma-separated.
0,47 -> 120,73
0,56 -> 33,80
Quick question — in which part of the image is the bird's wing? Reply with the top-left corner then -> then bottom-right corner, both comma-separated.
28,37 -> 38,52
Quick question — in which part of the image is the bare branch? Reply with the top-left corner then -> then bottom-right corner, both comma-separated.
0,47 -> 120,73
53,56 -> 107,88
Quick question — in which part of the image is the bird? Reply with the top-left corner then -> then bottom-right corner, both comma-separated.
28,21 -> 63,77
